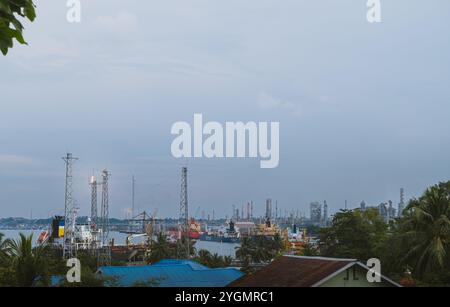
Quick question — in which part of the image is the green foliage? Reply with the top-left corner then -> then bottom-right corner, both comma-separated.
387,181 -> 450,283
235,235 -> 284,266
57,267 -> 114,287
145,232 -> 196,263
0,232 -> 107,287
0,232 -> 11,266
194,249 -> 232,268
131,277 -> 161,287
299,242 -> 318,257
319,208 -> 387,261
7,233 -> 49,286
175,236 -> 196,259
0,266 -> 15,286
54,251 -> 121,287
0,0 -> 36,55
317,181 -> 450,286
147,232 -> 174,264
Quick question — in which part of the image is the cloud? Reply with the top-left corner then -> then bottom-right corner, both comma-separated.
257,92 -> 302,117
0,154 -> 34,165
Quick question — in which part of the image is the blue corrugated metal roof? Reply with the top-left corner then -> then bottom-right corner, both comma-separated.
152,259 -> 209,270
98,259 -> 244,287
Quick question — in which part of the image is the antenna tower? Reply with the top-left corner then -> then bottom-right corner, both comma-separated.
178,167 -> 189,258
62,153 -> 78,259
98,169 -> 111,265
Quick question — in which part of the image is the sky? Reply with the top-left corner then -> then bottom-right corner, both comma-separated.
1,0 -> 450,219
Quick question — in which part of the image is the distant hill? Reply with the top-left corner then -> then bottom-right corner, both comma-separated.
0,216 -> 128,229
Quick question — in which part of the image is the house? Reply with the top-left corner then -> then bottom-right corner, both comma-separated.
97,259 -> 244,287
228,255 -> 401,287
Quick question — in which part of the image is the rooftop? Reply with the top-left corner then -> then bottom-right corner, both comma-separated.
98,259 -> 244,287
228,255 -> 400,287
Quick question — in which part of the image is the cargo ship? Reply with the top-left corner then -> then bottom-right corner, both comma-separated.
199,220 -> 240,243
189,218 -> 201,239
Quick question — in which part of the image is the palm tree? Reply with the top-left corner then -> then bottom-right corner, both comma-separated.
235,237 -> 254,263
236,238 -> 255,273
300,242 -> 318,256
223,256 -> 232,267
272,233 -> 285,253
8,233 -> 48,287
209,253 -> 224,268
0,233 -> 11,264
400,182 -> 450,277
175,236 -> 196,259
148,232 -> 173,264
197,249 -> 212,266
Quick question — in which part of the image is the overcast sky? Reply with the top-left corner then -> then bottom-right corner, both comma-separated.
1,0 -> 449,219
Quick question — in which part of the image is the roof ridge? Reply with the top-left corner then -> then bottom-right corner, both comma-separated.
284,255 -> 357,262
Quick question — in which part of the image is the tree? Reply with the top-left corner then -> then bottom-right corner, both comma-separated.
0,0 -> 36,55
175,236 -> 196,259
235,237 -> 255,264
147,232 -> 173,264
196,249 -> 212,266
270,234 -> 285,257
319,208 -> 387,261
194,249 -> 232,268
300,242 -> 318,257
0,232 -> 15,286
235,235 -> 283,268
223,255 -> 232,267
58,266 -> 117,287
0,232 -> 10,264
131,277 -> 161,287
209,253 -> 225,268
7,233 -> 49,286
396,181 -> 450,279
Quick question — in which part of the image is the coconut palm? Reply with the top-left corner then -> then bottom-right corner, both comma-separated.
175,236 -> 196,259
272,233 -> 285,253
8,233 -> 48,286
223,255 -> 233,267
0,233 -> 11,264
148,232 -> 173,263
400,182 -> 450,277
209,253 -> 224,268
235,237 -> 255,262
196,249 -> 212,266
0,232 -> 14,286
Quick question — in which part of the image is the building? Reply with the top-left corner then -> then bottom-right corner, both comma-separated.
398,188 -> 405,217
310,202 -> 322,224
379,201 -> 397,223
387,200 -> 396,219
360,201 -> 366,211
228,256 -> 401,287
98,259 -> 243,287
322,200 -> 328,226
235,221 -> 256,237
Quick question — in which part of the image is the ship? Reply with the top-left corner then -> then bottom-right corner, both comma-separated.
189,218 -> 201,239
255,217 -> 282,236
199,220 -> 240,243
286,224 -> 307,250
